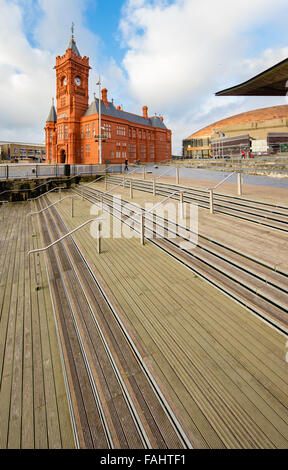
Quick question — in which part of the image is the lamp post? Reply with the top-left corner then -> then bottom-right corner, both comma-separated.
94,78 -> 108,165
96,76 -> 102,165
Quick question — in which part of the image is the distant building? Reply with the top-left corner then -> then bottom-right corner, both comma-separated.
183,105 -> 288,158
45,28 -> 171,165
0,141 -> 45,162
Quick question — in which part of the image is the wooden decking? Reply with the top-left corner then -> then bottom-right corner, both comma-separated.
93,178 -> 288,270
48,187 -> 288,449
0,202 -> 74,449
1,180 -> 288,449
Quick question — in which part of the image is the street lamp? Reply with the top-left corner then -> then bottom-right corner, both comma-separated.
96,76 -> 102,165
95,77 -> 108,163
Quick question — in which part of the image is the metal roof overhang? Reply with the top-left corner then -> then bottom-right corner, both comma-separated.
216,57 -> 288,96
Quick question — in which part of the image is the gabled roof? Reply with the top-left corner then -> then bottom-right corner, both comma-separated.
216,56 -> 288,96
84,98 -> 167,129
46,103 -> 57,123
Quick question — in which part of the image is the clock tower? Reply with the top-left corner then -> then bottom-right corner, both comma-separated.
53,25 -> 91,163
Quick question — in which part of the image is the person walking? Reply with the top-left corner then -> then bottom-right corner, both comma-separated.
124,159 -> 129,171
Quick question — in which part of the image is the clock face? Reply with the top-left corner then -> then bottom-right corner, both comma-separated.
75,77 -> 81,86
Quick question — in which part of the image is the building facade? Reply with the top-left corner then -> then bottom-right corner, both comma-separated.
0,141 -> 45,162
45,32 -> 171,165
183,105 -> 288,158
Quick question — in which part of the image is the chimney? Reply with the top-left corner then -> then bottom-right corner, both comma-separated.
102,88 -> 108,106
143,106 -> 148,119
117,105 -> 122,111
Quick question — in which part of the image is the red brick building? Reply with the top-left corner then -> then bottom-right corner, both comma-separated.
45,31 -> 172,165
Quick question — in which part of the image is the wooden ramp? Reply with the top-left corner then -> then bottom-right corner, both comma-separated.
0,203 -> 74,449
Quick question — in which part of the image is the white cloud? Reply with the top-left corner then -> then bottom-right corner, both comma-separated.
119,0 -> 288,153
0,0 -> 54,141
0,0 -> 102,143
1,0 -> 288,154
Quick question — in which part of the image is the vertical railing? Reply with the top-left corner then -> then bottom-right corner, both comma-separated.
207,171 -> 243,214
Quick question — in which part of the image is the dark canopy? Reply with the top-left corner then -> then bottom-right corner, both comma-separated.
216,57 -> 288,96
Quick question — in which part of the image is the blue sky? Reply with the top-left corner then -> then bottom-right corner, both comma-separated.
1,0 -> 288,153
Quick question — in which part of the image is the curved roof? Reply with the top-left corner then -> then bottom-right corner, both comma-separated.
216,57 -> 288,96
186,104 -> 288,139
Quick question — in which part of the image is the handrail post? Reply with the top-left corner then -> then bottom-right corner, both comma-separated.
72,197 -> 74,217
153,179 -> 156,196
179,192 -> 184,219
209,189 -> 214,214
237,172 -> 242,196
152,210 -> 156,235
130,180 -> 133,199
96,222 -> 102,254
105,176 -> 108,190
123,175 -> 125,188
140,211 -> 145,245
143,166 -> 146,180
28,217 -> 104,255
176,167 -> 179,185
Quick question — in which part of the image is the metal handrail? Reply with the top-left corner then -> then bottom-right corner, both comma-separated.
94,168 -> 139,196
81,182 -> 185,220
106,167 -> 139,182
28,218 -> 103,255
78,185 -> 186,245
134,189 -> 186,217
28,186 -> 65,202
207,171 -> 236,191
27,194 -> 81,216
79,176 -> 104,188
207,171 -> 243,214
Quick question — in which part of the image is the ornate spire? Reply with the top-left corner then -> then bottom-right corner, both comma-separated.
46,98 -> 57,123
68,23 -> 81,56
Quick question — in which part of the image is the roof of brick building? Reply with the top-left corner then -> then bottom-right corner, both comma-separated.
84,98 -> 168,129
186,104 -> 288,139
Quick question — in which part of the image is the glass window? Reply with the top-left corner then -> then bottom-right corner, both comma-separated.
116,126 -> 126,136
103,123 -> 111,138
